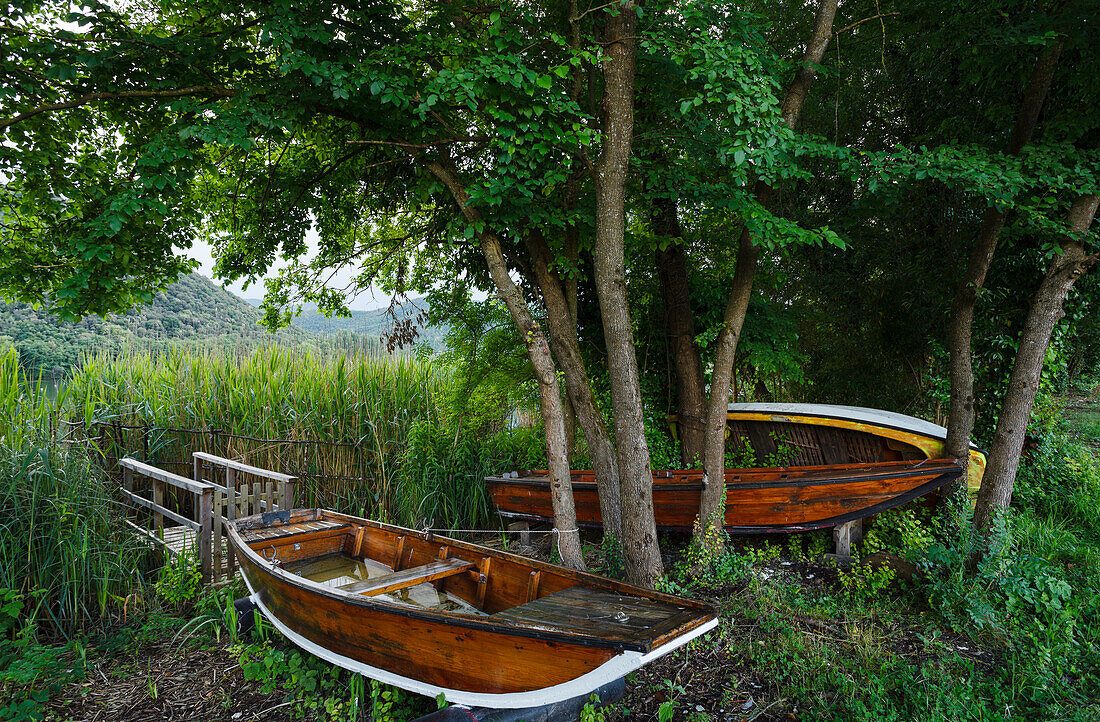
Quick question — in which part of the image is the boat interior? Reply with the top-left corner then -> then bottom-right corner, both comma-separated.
234,509 -> 712,652
724,420 -> 926,466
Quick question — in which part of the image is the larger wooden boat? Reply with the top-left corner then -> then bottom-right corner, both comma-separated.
228,509 -> 717,708
670,403 -> 987,491
487,458 -> 963,533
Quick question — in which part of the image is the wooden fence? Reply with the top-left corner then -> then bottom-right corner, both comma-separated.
120,453 -> 296,583
192,452 -> 296,583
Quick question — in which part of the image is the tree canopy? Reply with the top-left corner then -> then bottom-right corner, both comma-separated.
2,0 -> 1098,581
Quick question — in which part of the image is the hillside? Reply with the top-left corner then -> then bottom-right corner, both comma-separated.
0,273 -> 305,375
246,297 -> 447,349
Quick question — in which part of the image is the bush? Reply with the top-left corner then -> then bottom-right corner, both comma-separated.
915,428 -> 1100,707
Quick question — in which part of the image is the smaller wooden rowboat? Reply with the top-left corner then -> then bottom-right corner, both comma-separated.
487,459 -> 963,533
228,509 -> 717,708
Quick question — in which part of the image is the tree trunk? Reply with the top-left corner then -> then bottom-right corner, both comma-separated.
697,225 -> 760,549
526,233 -> 624,544
654,198 -> 707,467
425,160 -> 586,570
943,42 -> 1063,478
693,0 -> 839,551
593,2 -> 663,586
562,390 -> 577,467
972,193 -> 1099,533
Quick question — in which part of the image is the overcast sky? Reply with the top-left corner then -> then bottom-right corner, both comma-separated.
186,229 -> 392,311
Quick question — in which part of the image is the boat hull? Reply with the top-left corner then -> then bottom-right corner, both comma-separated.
487,460 -> 963,533
228,510 -> 716,708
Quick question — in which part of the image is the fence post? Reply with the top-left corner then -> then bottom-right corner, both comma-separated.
226,466 -> 237,575
153,478 -> 164,534
123,464 -> 133,523
198,487 -> 213,583
281,479 -> 296,511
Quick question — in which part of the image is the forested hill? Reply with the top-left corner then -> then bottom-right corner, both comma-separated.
0,273 -> 305,375
246,297 -> 447,350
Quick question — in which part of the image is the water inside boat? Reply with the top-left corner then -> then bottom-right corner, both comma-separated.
285,552 -> 485,615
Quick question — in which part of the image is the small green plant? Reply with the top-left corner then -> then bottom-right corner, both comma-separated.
154,553 -> 203,607
580,693 -> 607,722
234,639 -> 431,721
601,533 -> 624,577
0,591 -> 88,722
838,563 -> 897,601
725,437 -> 756,469
863,508 -> 935,558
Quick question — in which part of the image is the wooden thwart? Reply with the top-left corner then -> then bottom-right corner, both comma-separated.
339,559 -> 475,597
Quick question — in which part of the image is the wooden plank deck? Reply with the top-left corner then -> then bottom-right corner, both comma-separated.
129,524 -> 234,578
491,585 -> 700,649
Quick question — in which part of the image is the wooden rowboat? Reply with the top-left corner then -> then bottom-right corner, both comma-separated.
670,403 -> 987,491
228,509 -> 717,708
487,459 -> 963,533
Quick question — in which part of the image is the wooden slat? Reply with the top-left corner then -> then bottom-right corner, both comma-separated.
491,586 -> 692,646
527,570 -> 541,603
816,425 -> 848,465
338,559 -> 475,596
213,488 -> 224,582
193,452 -> 296,483
475,557 -> 492,609
239,521 -> 348,543
126,519 -> 173,552
120,457 -> 213,494
226,467 -> 237,575
392,536 -> 407,572
119,488 -> 200,531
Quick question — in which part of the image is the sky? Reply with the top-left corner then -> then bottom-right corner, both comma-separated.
186,229 -> 392,311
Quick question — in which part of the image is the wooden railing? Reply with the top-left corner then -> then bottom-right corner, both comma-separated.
120,457 -> 215,580
119,453 -> 296,584
192,452 -> 296,583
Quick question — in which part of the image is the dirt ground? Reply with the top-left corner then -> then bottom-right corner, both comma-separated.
45,641 -> 296,722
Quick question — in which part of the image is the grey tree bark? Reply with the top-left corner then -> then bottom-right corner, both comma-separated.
593,1 -> 663,586
425,160 -> 586,570
943,43 -> 1063,480
526,233 -> 624,544
654,198 -> 708,467
694,0 -> 839,551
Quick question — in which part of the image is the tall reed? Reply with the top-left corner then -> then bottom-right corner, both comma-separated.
65,346 -> 540,529
0,348 -> 149,636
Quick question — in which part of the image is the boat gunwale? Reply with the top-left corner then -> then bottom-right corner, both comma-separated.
228,510 -> 715,654
487,460 -> 963,492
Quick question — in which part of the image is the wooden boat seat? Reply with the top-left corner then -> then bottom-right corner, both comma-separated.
338,558 -> 476,597
491,586 -> 702,650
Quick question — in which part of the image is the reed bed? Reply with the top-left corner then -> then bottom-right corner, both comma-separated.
0,348 -> 150,636
64,346 -> 542,529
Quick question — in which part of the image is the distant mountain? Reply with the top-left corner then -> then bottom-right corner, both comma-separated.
0,273 -> 306,375
245,296 -> 447,350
